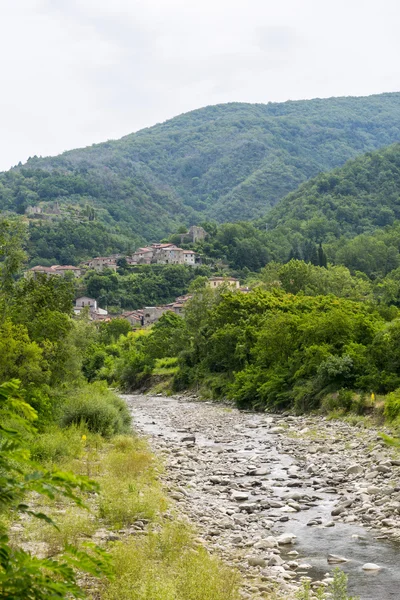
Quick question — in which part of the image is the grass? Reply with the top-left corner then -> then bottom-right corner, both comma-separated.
98,436 -> 167,527
29,423 -> 104,468
153,357 -> 179,376
102,522 -> 241,600
15,422 -> 247,600
28,507 -> 97,556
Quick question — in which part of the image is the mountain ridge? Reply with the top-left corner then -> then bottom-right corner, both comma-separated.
2,92 -> 400,264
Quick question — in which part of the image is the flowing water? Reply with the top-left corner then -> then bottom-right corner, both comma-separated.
125,394 -> 400,599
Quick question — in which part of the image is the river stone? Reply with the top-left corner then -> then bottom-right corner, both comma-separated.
362,563 -> 381,571
181,434 -> 196,443
270,427 -> 285,434
327,554 -> 349,564
248,556 -> 267,567
347,464 -> 363,475
377,465 -> 392,474
277,533 -> 296,545
231,491 -> 249,501
256,536 -> 278,549
269,554 -> 284,566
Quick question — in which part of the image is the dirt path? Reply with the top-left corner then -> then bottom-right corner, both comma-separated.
124,394 -> 400,600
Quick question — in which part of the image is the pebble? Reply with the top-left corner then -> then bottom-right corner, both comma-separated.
123,393 -> 400,597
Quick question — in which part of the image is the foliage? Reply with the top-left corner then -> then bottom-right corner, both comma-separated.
383,388 -> 400,423
2,94 -> 400,262
60,383 -> 131,437
99,435 -> 166,527
84,263 -> 210,312
27,220 -> 129,266
0,380 -> 110,599
95,286 -> 400,413
263,143 -> 400,266
297,569 -> 358,600
102,521 -> 240,600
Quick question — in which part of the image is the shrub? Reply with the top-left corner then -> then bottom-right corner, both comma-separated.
384,388 -> 400,422
28,507 -> 97,556
102,522 -> 240,600
60,383 -> 131,437
29,425 -> 84,464
117,351 -> 154,391
99,435 -> 166,527
0,379 -> 109,599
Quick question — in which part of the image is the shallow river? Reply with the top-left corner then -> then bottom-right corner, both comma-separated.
124,395 -> 400,600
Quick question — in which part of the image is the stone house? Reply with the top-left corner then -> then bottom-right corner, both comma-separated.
207,277 -> 240,289
179,225 -> 208,244
183,250 -> 196,265
87,257 -> 117,272
74,296 -> 108,319
128,247 -> 153,265
129,243 -> 198,266
75,296 -> 98,311
52,265 -> 81,277
27,265 -> 81,278
121,310 -> 144,327
25,205 -> 42,215
142,306 -> 171,325
155,245 -> 184,265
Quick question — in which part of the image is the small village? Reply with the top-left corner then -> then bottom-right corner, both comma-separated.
25,225 -> 245,326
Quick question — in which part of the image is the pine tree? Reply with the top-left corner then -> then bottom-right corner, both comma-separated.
318,243 -> 328,268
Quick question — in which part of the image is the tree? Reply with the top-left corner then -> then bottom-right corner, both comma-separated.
0,380 -> 110,598
318,243 -> 328,268
0,217 -> 27,298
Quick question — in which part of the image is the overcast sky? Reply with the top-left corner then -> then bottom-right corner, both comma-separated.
0,0 -> 399,170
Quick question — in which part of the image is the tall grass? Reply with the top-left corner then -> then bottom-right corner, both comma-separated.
102,522 -> 241,600
99,435 -> 167,527
17,423 -> 245,600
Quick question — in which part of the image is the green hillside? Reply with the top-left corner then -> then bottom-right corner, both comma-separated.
1,92 -> 400,264
264,142 -> 400,242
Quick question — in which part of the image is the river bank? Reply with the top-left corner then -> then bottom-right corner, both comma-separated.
125,393 -> 400,600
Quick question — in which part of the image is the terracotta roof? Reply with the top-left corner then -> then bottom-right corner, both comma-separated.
30,266 -> 55,272
56,265 -> 80,270
134,247 -> 153,253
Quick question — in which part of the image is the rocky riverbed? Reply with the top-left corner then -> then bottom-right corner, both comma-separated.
124,394 -> 400,599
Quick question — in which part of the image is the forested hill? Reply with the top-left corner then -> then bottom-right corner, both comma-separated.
1,92 -> 400,246
264,142 -> 400,242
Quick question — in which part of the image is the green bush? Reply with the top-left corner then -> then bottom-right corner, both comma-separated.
60,383 -> 131,437
29,425 -> 84,464
384,388 -> 400,422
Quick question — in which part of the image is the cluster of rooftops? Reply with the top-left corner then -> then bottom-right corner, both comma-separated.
73,277 -> 243,324
25,225 -> 248,325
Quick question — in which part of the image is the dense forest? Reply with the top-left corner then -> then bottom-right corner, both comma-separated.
1,92 -> 400,264
84,277 -> 400,419
263,142 -> 400,239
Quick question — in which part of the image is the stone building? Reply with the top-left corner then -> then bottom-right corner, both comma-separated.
179,225 -> 208,244
207,277 -> 240,289
87,257 -> 117,272
27,265 -> 81,278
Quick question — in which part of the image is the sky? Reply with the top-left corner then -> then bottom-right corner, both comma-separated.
0,0 -> 399,170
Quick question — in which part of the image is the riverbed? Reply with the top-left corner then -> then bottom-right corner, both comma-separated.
124,394 -> 400,599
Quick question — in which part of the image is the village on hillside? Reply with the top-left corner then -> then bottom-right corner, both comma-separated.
25,225 -> 246,326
